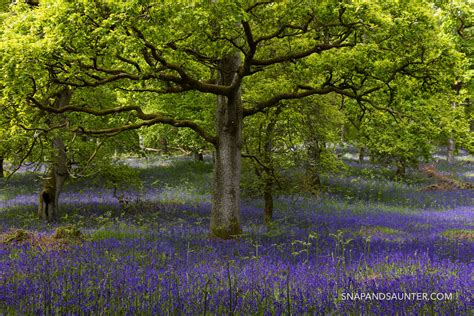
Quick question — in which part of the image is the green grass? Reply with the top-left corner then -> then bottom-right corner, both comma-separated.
89,229 -> 141,241
441,229 -> 474,241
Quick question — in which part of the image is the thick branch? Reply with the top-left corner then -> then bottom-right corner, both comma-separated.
243,82 -> 399,119
245,1 -> 273,13
241,21 -> 257,76
29,97 -> 156,120
76,116 -> 217,145
132,26 -> 231,95
55,72 -> 155,88
252,41 -> 353,66
29,97 -> 217,145
243,86 -> 336,116
254,15 -> 315,45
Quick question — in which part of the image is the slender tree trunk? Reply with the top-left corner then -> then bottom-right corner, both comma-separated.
0,157 -> 4,178
306,141 -> 322,192
210,53 -> 243,238
447,83 -> 461,164
359,146 -> 366,163
396,160 -> 406,178
193,151 -> 204,161
211,150 -> 216,164
263,178 -> 273,225
260,107 -> 280,224
160,137 -> 170,155
447,138 -> 455,163
307,165 -> 321,190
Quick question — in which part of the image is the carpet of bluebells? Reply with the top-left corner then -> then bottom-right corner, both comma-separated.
0,157 -> 473,315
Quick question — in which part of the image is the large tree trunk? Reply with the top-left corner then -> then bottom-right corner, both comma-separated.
210,53 -> 243,239
0,157 -> 4,178
38,137 -> 68,221
39,169 -> 56,221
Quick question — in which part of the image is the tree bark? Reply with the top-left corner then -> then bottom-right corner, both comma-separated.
38,89 -> 71,222
396,160 -> 406,178
447,138 -> 455,163
210,53 -> 243,238
0,157 -> 4,178
160,137 -> 170,155
260,107 -> 281,224
263,178 -> 273,225
193,151 -> 204,161
447,82 -> 462,164
38,168 -> 56,221
306,141 -> 322,192
38,137 -> 68,222
359,146 -> 366,163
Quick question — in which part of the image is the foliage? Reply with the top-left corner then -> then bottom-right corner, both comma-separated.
0,0 -> 466,155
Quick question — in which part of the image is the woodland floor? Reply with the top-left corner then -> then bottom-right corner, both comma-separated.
0,155 -> 472,314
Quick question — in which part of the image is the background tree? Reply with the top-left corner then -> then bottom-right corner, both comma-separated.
297,95 -> 346,191
435,0 -> 473,161
242,106 -> 289,224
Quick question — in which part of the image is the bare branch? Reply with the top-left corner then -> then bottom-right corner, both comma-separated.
7,136 -> 38,179
241,21 -> 257,76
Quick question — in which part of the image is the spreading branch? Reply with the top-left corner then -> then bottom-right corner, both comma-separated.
75,116 -> 217,146
28,97 -> 217,145
243,86 -> 336,116
252,32 -> 354,66
131,26 -> 231,95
